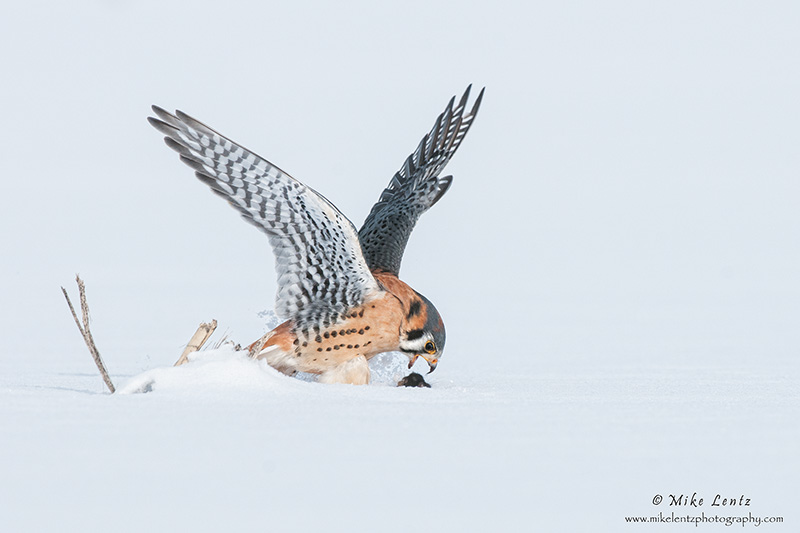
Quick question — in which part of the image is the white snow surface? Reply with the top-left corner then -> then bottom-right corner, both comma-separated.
2,339 -> 797,531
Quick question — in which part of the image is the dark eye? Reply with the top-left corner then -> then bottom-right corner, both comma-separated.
424,341 -> 436,354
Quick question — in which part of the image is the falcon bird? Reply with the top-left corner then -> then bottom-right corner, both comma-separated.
148,86 -> 484,384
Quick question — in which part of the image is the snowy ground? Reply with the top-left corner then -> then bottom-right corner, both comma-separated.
2,309 -> 797,532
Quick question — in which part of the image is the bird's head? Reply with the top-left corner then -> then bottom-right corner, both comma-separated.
399,292 -> 446,374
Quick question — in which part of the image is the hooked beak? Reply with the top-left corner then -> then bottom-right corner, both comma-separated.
408,354 -> 438,374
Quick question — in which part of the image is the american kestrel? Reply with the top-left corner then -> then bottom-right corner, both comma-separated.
148,86 -> 483,384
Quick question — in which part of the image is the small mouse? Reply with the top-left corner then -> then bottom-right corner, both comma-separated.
397,372 -> 431,388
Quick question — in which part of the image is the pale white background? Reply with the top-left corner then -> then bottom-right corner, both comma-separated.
1,1 -> 798,531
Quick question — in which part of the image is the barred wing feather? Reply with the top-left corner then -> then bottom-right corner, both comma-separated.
358,85 -> 484,275
148,107 -> 380,333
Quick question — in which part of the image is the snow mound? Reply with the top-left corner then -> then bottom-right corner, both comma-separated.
117,346 -> 300,394
118,345 -> 411,394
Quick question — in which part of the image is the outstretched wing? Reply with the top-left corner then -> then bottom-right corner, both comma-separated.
148,107 -> 380,334
358,85 -> 484,275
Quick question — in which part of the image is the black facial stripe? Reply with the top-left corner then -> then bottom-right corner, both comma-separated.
406,329 -> 424,341
400,348 -> 417,354
407,300 -> 422,319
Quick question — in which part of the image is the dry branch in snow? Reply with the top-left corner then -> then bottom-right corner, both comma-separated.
174,320 -> 217,366
248,331 -> 273,359
61,275 -> 115,393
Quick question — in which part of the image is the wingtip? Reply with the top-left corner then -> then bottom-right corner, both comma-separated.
175,109 -> 202,126
162,136 -> 180,151
471,87 -> 485,116
458,85 -> 472,108
149,116 -> 178,135
174,109 -> 214,134
150,105 -> 177,123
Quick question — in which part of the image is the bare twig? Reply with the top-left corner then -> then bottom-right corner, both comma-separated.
174,320 -> 217,366
61,275 -> 115,393
211,331 -> 240,351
